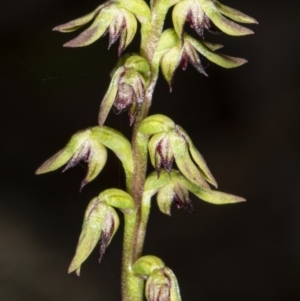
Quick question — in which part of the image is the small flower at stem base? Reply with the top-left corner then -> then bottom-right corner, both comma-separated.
146,267 -> 182,301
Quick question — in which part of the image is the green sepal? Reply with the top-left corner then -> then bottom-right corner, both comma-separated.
202,41 -> 223,51
138,114 -> 175,136
132,255 -> 165,277
98,66 -> 125,126
179,174 -> 246,204
151,0 -> 181,11
117,0 -> 151,23
118,9 -> 138,55
63,5 -> 116,47
176,125 -> 217,187
199,0 -> 254,36
172,0 -> 192,38
52,4 -> 105,32
169,131 -> 210,189
148,132 -> 163,168
155,29 -> 179,56
160,43 -> 182,88
98,188 -> 135,211
68,199 -> 119,275
124,55 -> 151,80
156,182 -> 175,215
145,170 -> 245,206
186,35 -> 248,68
144,171 -> 172,197
92,126 -> 134,177
215,1 -> 258,24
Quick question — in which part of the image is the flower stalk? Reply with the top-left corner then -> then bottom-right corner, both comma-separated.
37,0 -> 256,300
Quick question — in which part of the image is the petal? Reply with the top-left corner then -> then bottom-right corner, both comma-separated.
160,43 -> 183,89
172,0 -> 192,38
98,66 -> 126,126
180,175 -> 246,204
68,198 -> 107,275
215,1 -> 258,24
108,11 -> 125,49
169,131 -> 210,189
53,4 -> 104,32
117,0 -> 151,23
98,188 -> 135,211
199,0 -> 254,36
132,255 -> 165,277
157,182 -> 175,215
91,126 -> 134,177
118,9 -> 138,55
183,42 -> 208,76
138,114 -> 175,136
186,35 -> 248,68
155,29 -> 180,55
144,170 -> 173,197
176,125 -> 217,187
80,140 -> 107,191
63,6 -> 116,47
148,133 -> 167,170
35,131 -> 88,174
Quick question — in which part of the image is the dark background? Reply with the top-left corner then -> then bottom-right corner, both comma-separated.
1,0 -> 299,300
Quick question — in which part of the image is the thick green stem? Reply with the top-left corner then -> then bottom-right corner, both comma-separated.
121,4 -> 170,301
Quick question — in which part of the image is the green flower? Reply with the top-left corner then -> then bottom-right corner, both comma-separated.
36,128 -> 107,191
68,197 -> 119,275
98,55 -> 150,126
145,267 -> 182,301
173,0 -> 257,38
139,114 -> 217,189
53,0 -> 151,55
36,126 -> 134,190
157,179 -> 195,215
156,29 -> 248,88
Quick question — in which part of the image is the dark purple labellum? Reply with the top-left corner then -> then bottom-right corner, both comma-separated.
113,83 -> 134,114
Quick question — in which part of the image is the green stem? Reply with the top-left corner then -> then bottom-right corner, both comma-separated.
121,3 -> 170,301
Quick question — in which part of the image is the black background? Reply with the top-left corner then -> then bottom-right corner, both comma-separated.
1,0 -> 299,300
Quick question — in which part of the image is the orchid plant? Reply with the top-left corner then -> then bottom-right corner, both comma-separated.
36,0 -> 257,300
